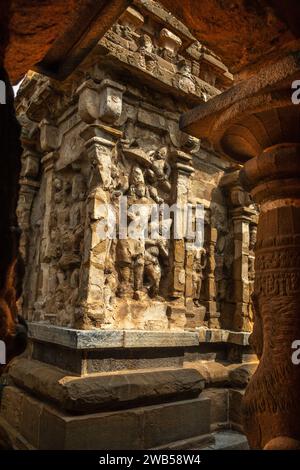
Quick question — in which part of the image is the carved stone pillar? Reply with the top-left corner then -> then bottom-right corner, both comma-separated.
29,151 -> 56,321
241,143 -> 300,449
220,170 -> 258,331
78,124 -> 122,328
17,148 -> 40,262
203,217 -> 219,328
231,208 -> 252,332
170,150 -> 194,297
169,150 -> 196,328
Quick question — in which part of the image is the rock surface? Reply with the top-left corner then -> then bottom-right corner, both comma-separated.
9,358 -> 205,412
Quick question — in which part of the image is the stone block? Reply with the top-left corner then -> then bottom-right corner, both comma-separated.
159,28 -> 182,54
9,358 -> 205,413
229,389 -> 244,427
28,323 -> 200,349
187,361 -> 230,386
39,407 -> 68,450
32,340 -> 185,374
29,323 -> 124,349
99,79 -> 125,124
201,388 -> 229,427
197,327 -> 250,346
86,348 -> 184,374
0,385 -> 24,432
166,305 -> 187,330
143,397 -> 211,448
123,330 -> 199,348
32,342 -> 83,374
38,397 -> 211,449
228,362 -> 257,388
20,393 -> 43,448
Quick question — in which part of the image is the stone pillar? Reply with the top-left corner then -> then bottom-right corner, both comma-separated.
77,124 -> 122,328
241,143 -> 300,449
220,170 -> 258,332
17,149 -> 40,262
231,207 -> 256,332
28,151 -> 56,322
204,222 -> 220,328
168,150 -> 195,329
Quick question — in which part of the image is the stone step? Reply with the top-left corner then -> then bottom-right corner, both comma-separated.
8,358 -> 205,413
195,430 -> 249,450
0,385 -> 212,449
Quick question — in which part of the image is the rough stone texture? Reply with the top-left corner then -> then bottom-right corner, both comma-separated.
199,430 -> 249,450
4,0 -> 300,81
143,396 -> 210,448
159,0 -> 300,74
0,385 -> 212,449
228,363 -> 257,388
9,358 -> 205,413
201,388 -> 229,429
185,360 -> 257,388
198,327 -> 250,345
28,323 -> 199,348
180,52 -> 300,160
229,389 -> 244,429
15,2 -> 257,334
6,0 -> 131,83
31,340 -> 185,375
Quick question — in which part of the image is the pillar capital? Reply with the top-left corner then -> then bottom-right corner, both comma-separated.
241,143 -> 300,206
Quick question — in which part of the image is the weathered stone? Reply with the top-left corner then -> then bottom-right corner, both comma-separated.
28,323 -> 200,349
201,388 -> 229,428
13,1 -> 258,338
228,363 -> 257,388
0,385 -> 24,433
20,393 -> 43,449
9,358 -> 204,413
31,340 -> 185,374
187,361 -> 230,386
143,397 -> 211,448
229,389 -> 244,428
198,327 -> 250,346
200,430 -> 249,450
2,388 -> 212,450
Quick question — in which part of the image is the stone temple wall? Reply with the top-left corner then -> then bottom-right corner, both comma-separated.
0,1 -> 258,450
16,1 -> 258,335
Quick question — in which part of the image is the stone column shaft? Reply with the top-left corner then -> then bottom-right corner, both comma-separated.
231,207 -> 254,332
241,143 -> 300,449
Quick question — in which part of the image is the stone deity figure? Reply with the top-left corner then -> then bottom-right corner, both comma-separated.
116,165 -> 149,298
147,146 -> 171,195
144,220 -> 170,298
192,248 -> 207,306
